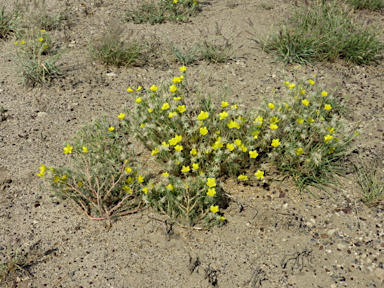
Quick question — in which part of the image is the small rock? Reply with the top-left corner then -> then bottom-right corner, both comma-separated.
37,112 -> 48,117
337,243 -> 346,249
328,229 -> 336,235
106,72 -> 117,77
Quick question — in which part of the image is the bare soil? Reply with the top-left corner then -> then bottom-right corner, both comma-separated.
1,0 -> 384,287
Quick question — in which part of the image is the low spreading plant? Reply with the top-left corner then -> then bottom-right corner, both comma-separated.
13,29 -> 62,87
249,0 -> 384,65
0,6 -> 20,39
38,119 -> 144,228
126,0 -> 200,24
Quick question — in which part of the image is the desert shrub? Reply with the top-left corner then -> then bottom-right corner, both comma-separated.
12,29 -> 62,87
38,119 -> 144,228
0,6 -> 20,39
126,0 -> 200,24
251,0 -> 384,65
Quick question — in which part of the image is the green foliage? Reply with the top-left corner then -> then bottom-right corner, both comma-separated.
24,0 -> 63,31
89,25 -> 146,67
39,119 -> 144,228
199,38 -> 234,63
170,43 -> 200,65
348,0 -> 384,10
354,158 -> 384,206
126,0 -> 200,24
12,30 -> 62,87
0,6 -> 20,39
252,1 -> 384,65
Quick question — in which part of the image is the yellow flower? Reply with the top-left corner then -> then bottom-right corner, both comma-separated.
284,81 -> 290,86
300,89 -> 306,95
175,145 -> 183,151
227,120 -> 240,129
234,139 -> 242,147
135,97 -> 142,103
354,131 -> 360,137
221,101 -> 229,108
289,83 -> 295,89
328,127 -> 335,134
254,116 -> 263,126
308,79 -> 315,85
168,112 -> 177,118
181,166 -> 190,173
192,163 -> 199,170
231,104 -> 238,110
328,147 -> 335,154
140,124 -> 145,128
190,149 -> 197,155
162,172 -> 169,177
271,139 -> 281,147
148,108 -> 153,113
324,104 -> 332,111
38,37 -> 44,42
118,113 -> 126,120
321,91 -> 328,97
126,177 -> 134,184
108,126 -> 115,132
161,103 -> 170,110
61,175 -> 67,180
137,175 -> 144,183
197,111 -> 209,120
166,184 -> 174,191
179,66 -> 187,72
123,186 -> 132,194
302,99 -> 310,106
177,105 -> 186,113
52,175 -> 60,182
207,188 -> 216,197
241,145 -> 247,152
226,143 -> 235,151
207,178 -> 216,187
193,0 -> 198,4
270,116 -> 279,124
212,141 -> 223,150
268,103 -> 275,109
173,96 -> 182,101
252,130 -> 260,139
307,117 -> 314,123
20,40 -> 25,45
142,187 -> 149,194
249,150 -> 259,158
63,144 -> 73,154
40,29 -> 46,33
238,174 -> 248,180
180,75 -> 184,80
150,85 -> 158,91
14,41 -> 18,45
219,111 -> 228,120
255,170 -> 264,179
173,77 -> 182,83
136,86 -> 142,91
200,127 -> 208,135
82,146 -> 89,153
220,216 -> 225,221
173,0 -> 178,3
162,142 -> 170,148
210,205 -> 219,213
127,87 -> 134,93
78,181 -> 83,187
151,148 -> 159,155
324,135 -> 333,143
297,118 -> 304,124
169,84 -> 178,93
125,167 -> 132,173
269,123 -> 278,130
296,147 -> 303,156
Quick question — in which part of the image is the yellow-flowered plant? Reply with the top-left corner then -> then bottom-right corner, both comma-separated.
39,119 -> 144,227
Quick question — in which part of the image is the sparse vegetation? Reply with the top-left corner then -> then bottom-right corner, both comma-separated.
0,6 -> 20,39
348,0 -> 384,11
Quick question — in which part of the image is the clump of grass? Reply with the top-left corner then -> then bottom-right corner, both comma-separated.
13,29 -> 62,87
250,1 -> 384,65
39,119 -> 144,228
354,157 -> 383,206
126,0 -> 200,24
348,0 -> 384,11
89,23 -> 146,67
0,6 -> 20,39
199,38 -> 234,63
170,43 -> 200,65
22,0 -> 64,31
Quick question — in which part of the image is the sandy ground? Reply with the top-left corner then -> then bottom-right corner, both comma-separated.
1,0 -> 384,287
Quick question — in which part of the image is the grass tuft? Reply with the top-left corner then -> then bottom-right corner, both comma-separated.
0,6 -> 20,39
